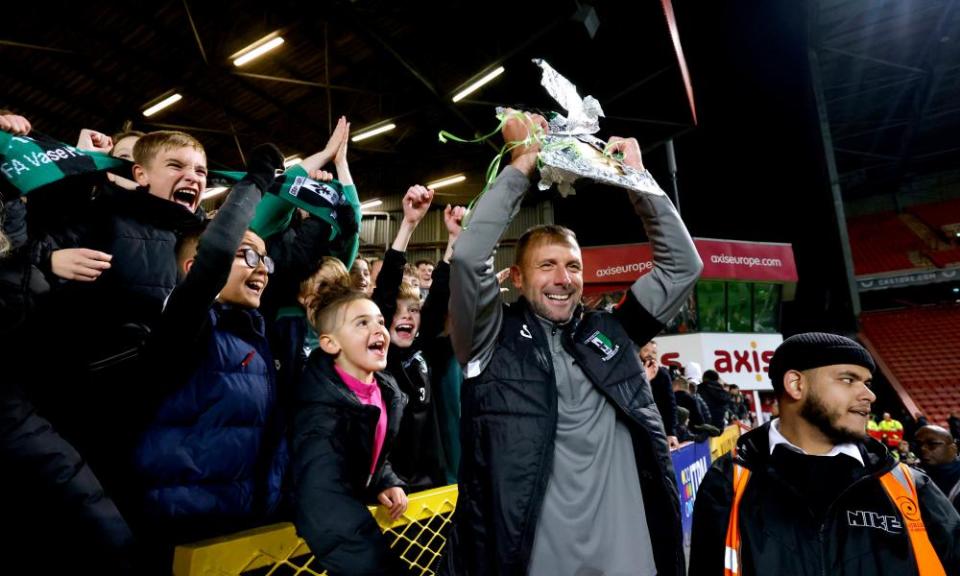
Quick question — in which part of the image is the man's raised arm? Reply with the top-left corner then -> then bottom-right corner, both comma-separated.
449,112 -> 547,377
609,137 -> 703,344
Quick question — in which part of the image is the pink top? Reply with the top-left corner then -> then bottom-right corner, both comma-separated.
335,365 -> 387,475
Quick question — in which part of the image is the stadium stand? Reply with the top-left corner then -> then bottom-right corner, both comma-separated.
860,304 -> 960,426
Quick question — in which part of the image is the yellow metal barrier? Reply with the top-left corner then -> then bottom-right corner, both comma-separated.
708,424 -> 741,462
173,484 -> 458,576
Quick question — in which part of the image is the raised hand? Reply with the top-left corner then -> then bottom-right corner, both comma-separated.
605,136 -> 644,171
310,169 -> 334,182
402,185 -> 434,226
76,129 -> 113,153
502,109 -> 548,176
443,204 -> 467,241
324,116 -> 348,162
442,204 -> 467,263
0,114 -> 31,136
334,120 -> 350,168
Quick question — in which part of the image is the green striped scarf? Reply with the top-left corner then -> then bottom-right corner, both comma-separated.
0,132 -> 360,266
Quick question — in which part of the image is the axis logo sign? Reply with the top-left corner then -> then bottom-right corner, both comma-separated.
655,333 -> 783,390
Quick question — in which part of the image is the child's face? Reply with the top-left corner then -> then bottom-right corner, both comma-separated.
111,136 -> 139,161
322,299 -> 389,381
134,145 -> 207,212
218,231 -> 270,309
351,259 -> 372,294
108,136 -> 140,190
390,298 -> 421,349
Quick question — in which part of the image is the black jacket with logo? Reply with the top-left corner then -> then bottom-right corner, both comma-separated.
455,297 -> 685,576
689,422 -> 960,576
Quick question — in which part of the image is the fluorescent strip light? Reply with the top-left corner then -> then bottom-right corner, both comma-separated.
360,199 -> 383,210
142,93 -> 183,117
232,35 -> 285,67
283,155 -> 302,168
351,123 -> 396,142
201,186 -> 228,200
427,174 -> 466,189
452,66 -> 505,103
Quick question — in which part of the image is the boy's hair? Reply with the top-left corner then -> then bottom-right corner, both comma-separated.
515,225 -> 579,267
402,263 -> 417,277
415,259 -> 434,268
175,223 -> 208,276
397,281 -> 420,304
111,130 -> 145,146
300,257 -> 351,305
133,130 -> 205,165
307,284 -> 371,335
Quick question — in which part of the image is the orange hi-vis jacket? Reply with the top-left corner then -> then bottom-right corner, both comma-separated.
724,462 -> 945,576
689,423 -> 960,576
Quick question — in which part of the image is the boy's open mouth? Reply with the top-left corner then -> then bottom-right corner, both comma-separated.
173,188 -> 198,209
245,279 -> 265,293
395,323 -> 415,337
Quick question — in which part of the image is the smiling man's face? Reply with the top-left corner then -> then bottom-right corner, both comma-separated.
513,240 -> 583,324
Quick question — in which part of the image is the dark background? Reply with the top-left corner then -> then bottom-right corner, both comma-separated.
3,0 -> 958,334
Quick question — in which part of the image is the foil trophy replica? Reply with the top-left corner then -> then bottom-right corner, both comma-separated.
521,59 -> 665,198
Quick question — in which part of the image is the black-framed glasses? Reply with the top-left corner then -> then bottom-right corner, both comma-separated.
238,247 -> 275,274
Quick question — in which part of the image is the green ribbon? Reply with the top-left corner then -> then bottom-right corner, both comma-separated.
437,110 -> 581,225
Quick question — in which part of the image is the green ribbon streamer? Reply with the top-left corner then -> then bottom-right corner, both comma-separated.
437,110 -> 581,226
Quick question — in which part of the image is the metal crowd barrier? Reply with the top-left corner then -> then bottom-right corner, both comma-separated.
173,427 -> 744,575
173,484 -> 458,576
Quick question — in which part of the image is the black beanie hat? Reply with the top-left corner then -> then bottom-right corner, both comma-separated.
768,332 -> 876,394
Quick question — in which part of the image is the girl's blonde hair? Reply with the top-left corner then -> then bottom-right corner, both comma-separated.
299,256 -> 352,309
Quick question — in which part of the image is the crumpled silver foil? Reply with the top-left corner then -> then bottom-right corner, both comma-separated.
533,59 -> 603,135
529,59 -> 665,197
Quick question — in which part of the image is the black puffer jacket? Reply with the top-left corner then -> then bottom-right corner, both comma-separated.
40,187 -> 204,354
456,297 -> 684,576
689,422 -> 960,576
385,260 -> 452,491
1,198 -> 135,575
28,187 -> 204,461
293,352 -> 408,576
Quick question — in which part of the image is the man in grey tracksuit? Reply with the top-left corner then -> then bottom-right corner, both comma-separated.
448,111 -> 703,576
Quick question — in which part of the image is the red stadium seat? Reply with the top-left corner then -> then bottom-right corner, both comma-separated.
860,305 -> 960,427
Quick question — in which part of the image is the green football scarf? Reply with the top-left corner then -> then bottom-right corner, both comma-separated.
0,132 -> 360,266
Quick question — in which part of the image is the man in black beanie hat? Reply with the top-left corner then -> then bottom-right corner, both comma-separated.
689,332 -> 960,575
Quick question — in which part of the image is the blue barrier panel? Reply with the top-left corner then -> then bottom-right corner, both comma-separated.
671,440 -> 712,548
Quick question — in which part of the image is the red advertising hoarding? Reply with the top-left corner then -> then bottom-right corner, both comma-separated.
582,238 -> 797,286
